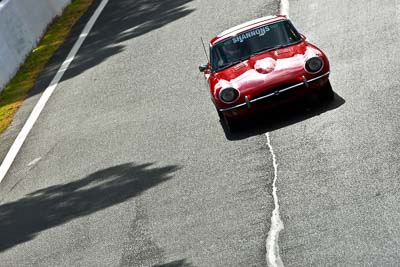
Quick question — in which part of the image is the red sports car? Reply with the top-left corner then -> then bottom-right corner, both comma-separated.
199,15 -> 333,131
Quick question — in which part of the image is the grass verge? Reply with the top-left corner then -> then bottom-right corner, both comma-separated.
0,0 -> 94,134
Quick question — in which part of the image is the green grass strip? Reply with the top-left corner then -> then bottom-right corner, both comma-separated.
0,0 -> 94,134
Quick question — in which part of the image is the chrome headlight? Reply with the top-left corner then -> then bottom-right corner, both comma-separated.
305,57 -> 323,73
219,87 -> 240,104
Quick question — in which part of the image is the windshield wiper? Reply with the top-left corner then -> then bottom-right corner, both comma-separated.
218,60 -> 241,70
218,56 -> 250,70
239,55 -> 251,61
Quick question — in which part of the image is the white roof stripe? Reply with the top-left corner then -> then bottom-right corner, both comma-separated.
217,15 -> 278,38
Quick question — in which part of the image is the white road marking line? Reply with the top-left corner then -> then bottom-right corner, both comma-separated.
265,133 -> 284,267
280,0 -> 290,17
265,3 -> 290,266
396,0 -> 400,21
0,0 -> 110,183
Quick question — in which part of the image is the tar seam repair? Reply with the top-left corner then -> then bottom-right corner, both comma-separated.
265,133 -> 284,267
265,2 -> 289,266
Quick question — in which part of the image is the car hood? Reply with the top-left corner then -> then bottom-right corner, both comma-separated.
211,42 -> 325,97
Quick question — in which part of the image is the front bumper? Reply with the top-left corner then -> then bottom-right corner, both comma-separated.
218,71 -> 330,113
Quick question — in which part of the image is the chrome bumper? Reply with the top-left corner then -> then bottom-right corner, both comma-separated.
219,72 -> 330,112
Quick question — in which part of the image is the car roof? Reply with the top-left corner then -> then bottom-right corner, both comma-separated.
210,15 -> 288,46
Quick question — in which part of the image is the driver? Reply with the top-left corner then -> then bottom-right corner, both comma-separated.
219,43 -> 242,66
223,43 -> 241,61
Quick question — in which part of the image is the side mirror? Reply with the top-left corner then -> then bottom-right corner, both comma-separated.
300,33 -> 307,40
199,64 -> 209,72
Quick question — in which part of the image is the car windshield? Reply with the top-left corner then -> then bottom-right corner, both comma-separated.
210,20 -> 302,71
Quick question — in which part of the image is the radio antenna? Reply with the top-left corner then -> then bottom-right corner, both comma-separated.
200,37 -> 210,64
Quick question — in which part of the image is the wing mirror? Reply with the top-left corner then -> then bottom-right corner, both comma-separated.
300,33 -> 307,40
199,64 -> 209,72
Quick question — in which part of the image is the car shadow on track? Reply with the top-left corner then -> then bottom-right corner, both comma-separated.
223,92 -> 346,141
0,162 -> 180,252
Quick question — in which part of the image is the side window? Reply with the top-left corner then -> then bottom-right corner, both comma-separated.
211,47 -> 223,70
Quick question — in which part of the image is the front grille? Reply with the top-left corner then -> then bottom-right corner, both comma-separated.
253,82 -> 302,100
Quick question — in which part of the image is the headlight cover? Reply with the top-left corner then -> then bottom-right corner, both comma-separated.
305,57 -> 323,73
219,87 -> 240,104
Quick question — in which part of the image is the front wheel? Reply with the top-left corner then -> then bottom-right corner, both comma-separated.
318,80 -> 334,102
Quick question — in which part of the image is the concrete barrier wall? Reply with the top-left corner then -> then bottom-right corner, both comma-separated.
0,0 -> 71,92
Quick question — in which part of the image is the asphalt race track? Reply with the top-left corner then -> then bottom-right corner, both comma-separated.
0,0 -> 400,266
275,1 -> 400,265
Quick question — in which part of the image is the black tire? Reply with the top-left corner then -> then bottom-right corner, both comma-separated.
217,110 -> 239,132
318,80 -> 334,102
